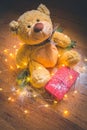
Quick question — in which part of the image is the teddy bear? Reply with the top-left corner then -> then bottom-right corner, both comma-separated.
9,4 -> 80,88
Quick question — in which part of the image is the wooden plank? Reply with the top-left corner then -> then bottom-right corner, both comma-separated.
0,97 -> 84,130
0,117 -> 15,130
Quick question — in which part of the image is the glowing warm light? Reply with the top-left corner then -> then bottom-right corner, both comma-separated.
24,62 -> 27,66
9,53 -> 13,56
62,64 -> 65,67
69,75 -> 73,79
38,66 -> 42,69
16,89 -> 20,94
84,58 -> 87,62
64,94 -> 68,98
64,35 -> 68,38
17,65 -> 21,69
64,110 -> 69,115
82,66 -> 86,70
33,94 -> 37,98
0,88 -> 3,91
4,49 -> 8,53
9,53 -> 14,58
8,97 -> 15,102
15,52 -> 17,55
11,98 -> 15,102
51,73 -> 54,76
15,49 -> 18,55
10,66 -> 14,70
24,110 -> 29,114
17,89 -> 29,101
16,49 -> 18,52
26,77 -> 30,82
5,59 -> 8,62
20,91 -> 26,96
19,43 -> 23,46
58,54 -> 61,57
13,45 -> 17,48
54,100 -> 58,104
11,87 -> 16,92
44,104 -> 49,108
74,90 -> 78,94
19,90 -> 28,97
8,97 -> 12,101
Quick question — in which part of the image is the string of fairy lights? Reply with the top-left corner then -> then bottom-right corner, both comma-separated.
0,41 -> 87,116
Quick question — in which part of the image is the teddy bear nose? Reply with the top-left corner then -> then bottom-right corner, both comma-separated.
34,23 -> 44,33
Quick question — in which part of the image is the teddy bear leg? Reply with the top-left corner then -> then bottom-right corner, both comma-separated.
16,44 -> 30,69
29,61 -> 51,88
58,50 -> 80,67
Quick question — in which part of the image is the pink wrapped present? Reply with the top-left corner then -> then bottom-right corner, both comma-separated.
45,67 -> 79,100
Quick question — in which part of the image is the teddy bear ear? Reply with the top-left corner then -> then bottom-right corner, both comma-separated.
9,20 -> 19,34
37,4 -> 50,15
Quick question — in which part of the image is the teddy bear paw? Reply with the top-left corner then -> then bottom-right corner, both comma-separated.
30,69 -> 51,88
59,50 -> 80,67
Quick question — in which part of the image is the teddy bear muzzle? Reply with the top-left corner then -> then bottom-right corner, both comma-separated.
34,23 -> 44,33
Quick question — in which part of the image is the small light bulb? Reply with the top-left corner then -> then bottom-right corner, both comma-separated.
19,43 -> 23,46
62,64 -> 65,67
13,45 -> 17,48
16,89 -> 20,94
64,110 -> 69,115
27,77 -> 30,82
58,54 -> 61,57
24,110 -> 28,114
74,90 -> 78,94
69,75 -> 73,79
82,66 -> 86,70
0,88 -> 3,91
51,73 -> 54,76
5,59 -> 8,62
20,91 -> 27,97
44,104 -> 49,108
9,53 -> 12,56
8,97 -> 12,101
38,66 -> 42,69
33,94 -> 37,98
11,98 -> 15,102
15,49 -> 18,55
10,66 -> 14,70
9,53 -> 14,58
64,94 -> 68,98
54,100 -> 58,104
17,65 -> 20,69
4,49 -> 8,53
64,35 -> 68,38
84,58 -> 87,62
16,49 -> 18,52
24,62 -> 27,66
8,97 -> 15,102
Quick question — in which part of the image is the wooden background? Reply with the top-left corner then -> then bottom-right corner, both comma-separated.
0,0 -> 87,130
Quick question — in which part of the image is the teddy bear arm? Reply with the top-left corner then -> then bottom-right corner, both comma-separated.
52,31 -> 71,48
16,44 -> 31,68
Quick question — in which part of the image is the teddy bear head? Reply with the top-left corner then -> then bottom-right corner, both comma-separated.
9,4 -> 53,45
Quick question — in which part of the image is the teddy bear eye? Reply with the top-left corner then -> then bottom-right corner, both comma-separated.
36,19 -> 40,22
27,25 -> 31,28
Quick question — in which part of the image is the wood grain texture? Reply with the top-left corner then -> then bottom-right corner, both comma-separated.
0,1 -> 87,130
